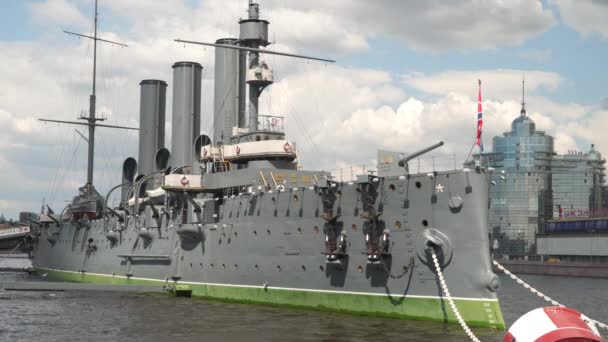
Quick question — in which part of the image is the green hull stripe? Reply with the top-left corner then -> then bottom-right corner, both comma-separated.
35,267 -> 505,329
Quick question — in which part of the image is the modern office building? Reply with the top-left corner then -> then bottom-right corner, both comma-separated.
482,98 -> 554,256
551,146 -> 606,220
480,83 -> 606,258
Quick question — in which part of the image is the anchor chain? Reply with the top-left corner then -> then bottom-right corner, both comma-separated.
381,256 -> 415,279
431,249 -> 482,342
493,260 -> 608,331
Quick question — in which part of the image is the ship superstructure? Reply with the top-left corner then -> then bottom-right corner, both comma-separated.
31,1 -> 505,328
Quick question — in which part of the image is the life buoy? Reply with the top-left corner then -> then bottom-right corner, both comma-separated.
180,176 -> 189,186
271,117 -> 278,127
283,142 -> 292,153
504,306 -> 603,342
236,146 -> 241,155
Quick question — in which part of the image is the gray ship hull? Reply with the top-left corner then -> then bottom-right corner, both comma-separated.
32,169 -> 505,328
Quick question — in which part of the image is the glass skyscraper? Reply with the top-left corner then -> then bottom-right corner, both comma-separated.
482,104 -> 554,256
551,146 -> 605,220
480,92 -> 606,257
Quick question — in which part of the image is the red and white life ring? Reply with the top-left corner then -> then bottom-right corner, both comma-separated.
236,146 -> 241,155
180,176 -> 189,186
283,142 -> 292,153
504,306 -> 604,342
271,117 -> 278,127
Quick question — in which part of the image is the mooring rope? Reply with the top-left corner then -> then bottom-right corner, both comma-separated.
493,260 -> 608,331
431,249 -> 482,342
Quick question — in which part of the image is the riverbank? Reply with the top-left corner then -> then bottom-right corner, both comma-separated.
494,259 -> 608,278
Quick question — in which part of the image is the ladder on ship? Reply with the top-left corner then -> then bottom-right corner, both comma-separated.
212,145 -> 231,173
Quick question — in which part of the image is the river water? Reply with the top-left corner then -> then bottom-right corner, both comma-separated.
0,266 -> 606,342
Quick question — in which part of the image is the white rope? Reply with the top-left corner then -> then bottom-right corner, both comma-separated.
493,260 -> 608,331
0,241 -> 23,264
431,250 -> 482,342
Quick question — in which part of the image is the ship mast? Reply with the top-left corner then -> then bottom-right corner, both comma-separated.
39,0 -> 134,188
88,0 -> 99,185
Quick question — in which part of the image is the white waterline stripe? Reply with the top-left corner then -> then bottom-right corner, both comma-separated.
36,266 -> 499,303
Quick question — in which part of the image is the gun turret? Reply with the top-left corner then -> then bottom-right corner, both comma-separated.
398,141 -> 445,172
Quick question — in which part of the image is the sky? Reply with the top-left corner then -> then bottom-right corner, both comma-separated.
1,0 -> 608,219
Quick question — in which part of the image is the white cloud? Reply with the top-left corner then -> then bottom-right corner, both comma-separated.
264,0 -> 554,52
30,0 -> 89,29
404,69 -> 563,100
553,0 -> 608,39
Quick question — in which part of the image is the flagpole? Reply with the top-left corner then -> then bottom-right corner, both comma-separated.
464,79 -> 483,165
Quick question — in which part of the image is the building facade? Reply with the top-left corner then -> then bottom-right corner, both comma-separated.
551,146 -> 606,220
483,105 -> 554,256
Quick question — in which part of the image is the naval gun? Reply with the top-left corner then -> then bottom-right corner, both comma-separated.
398,141 -> 445,173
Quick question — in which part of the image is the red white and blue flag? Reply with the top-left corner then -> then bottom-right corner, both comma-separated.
475,80 -> 483,152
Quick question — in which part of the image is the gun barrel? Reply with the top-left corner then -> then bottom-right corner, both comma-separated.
398,141 -> 445,167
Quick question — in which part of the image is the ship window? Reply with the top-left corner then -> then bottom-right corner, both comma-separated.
294,194 -> 299,201
395,221 -> 402,229
389,184 -> 396,191
320,265 -> 325,272
352,224 -> 358,231
297,227 -> 302,234
276,265 -> 281,271
221,264 -> 226,269
256,136 -> 261,141
415,181 -> 422,189
254,264 -> 259,270
313,226 -> 320,234
422,219 -> 429,227
357,265 -> 363,273
301,265 -> 306,271
234,264 -> 238,270
253,230 -> 257,236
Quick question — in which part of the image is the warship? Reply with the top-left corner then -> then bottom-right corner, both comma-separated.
31,0 -> 505,329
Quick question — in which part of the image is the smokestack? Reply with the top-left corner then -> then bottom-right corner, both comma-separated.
138,80 -> 167,177
171,62 -> 202,172
213,38 -> 239,145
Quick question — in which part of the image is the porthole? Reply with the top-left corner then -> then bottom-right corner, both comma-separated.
320,265 -> 325,272
389,184 -> 396,191
276,265 -> 281,271
313,226 -> 320,234
301,265 -> 306,271
271,197 -> 276,204
234,264 -> 238,270
294,194 -> 299,201
253,230 -> 257,236
351,224 -> 358,232
415,181 -> 422,189
395,221 -> 402,229
297,227 -> 302,234
254,264 -> 259,270
221,264 -> 226,269
422,219 -> 429,227
357,265 -> 363,273
267,229 -> 271,235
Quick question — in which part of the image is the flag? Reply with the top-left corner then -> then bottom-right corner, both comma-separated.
475,80 -> 483,152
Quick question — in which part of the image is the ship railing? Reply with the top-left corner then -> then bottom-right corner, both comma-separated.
329,155 -> 464,182
258,115 -> 284,133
